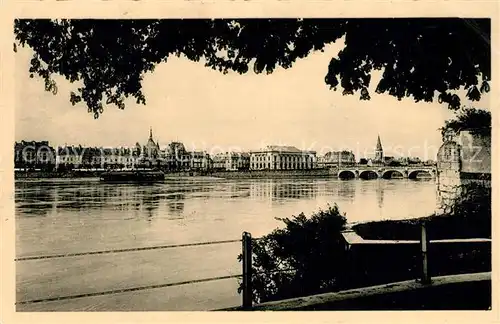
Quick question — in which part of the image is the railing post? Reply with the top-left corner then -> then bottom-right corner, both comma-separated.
242,231 -> 253,309
420,221 -> 431,284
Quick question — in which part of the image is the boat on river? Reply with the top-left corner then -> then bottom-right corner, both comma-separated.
99,169 -> 165,183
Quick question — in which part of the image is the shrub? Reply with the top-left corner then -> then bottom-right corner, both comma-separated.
440,107 -> 491,138
237,204 -> 348,303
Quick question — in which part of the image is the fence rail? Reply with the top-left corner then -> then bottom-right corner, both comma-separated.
16,274 -> 243,305
15,239 -> 243,261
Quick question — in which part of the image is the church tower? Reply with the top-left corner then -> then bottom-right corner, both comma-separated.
145,127 -> 159,158
375,135 -> 383,162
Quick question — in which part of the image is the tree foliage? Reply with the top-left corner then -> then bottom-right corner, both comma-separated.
441,107 -> 491,137
14,18 -> 490,118
237,204 -> 348,303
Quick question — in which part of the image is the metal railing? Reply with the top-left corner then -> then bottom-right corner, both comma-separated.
15,239 -> 242,261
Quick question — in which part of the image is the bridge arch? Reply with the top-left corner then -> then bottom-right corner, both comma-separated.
359,170 -> 378,180
408,170 -> 433,180
338,170 -> 356,180
381,170 -> 405,179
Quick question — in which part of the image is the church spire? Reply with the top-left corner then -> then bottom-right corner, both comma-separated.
149,127 -> 153,140
375,134 -> 383,161
376,134 -> 382,151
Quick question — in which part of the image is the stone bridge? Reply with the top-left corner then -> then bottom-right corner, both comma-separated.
337,166 -> 436,180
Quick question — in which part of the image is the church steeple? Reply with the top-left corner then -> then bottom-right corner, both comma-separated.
376,135 -> 382,151
375,134 -> 383,161
149,127 -> 153,140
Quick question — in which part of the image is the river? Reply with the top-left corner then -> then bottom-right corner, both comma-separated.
15,176 -> 438,311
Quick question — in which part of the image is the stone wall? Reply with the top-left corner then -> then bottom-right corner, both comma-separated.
436,130 -> 491,212
458,131 -> 491,174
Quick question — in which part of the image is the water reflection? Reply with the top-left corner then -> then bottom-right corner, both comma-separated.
141,186 -> 161,220
376,181 -> 384,208
249,180 -> 317,200
16,177 -> 437,224
14,178 -> 389,217
165,193 -> 185,216
337,181 -> 356,202
15,180 -> 208,218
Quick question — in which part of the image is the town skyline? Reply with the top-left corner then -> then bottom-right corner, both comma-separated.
15,37 -> 490,160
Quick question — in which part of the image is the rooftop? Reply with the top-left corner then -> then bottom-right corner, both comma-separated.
252,145 -> 315,154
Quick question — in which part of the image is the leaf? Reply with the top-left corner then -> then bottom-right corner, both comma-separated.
14,18 -> 490,116
480,80 -> 490,93
466,86 -> 481,101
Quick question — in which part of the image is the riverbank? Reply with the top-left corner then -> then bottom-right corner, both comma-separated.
15,170 -> 102,179
15,168 -> 335,179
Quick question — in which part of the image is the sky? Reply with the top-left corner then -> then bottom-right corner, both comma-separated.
15,37 -> 489,161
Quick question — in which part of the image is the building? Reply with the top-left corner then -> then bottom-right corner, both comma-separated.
249,145 -> 316,170
423,160 -> 437,166
211,153 -> 226,170
211,152 -> 250,171
115,147 -> 141,169
56,145 -> 85,169
15,140 -> 56,170
317,150 -> 356,168
374,135 -> 384,163
383,156 -> 395,165
138,127 -> 161,163
162,141 -> 191,171
436,128 -> 491,209
189,151 -> 212,171
93,147 -> 140,169
358,158 -> 368,165
236,153 -> 250,170
57,145 -> 141,170
81,147 -> 106,168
